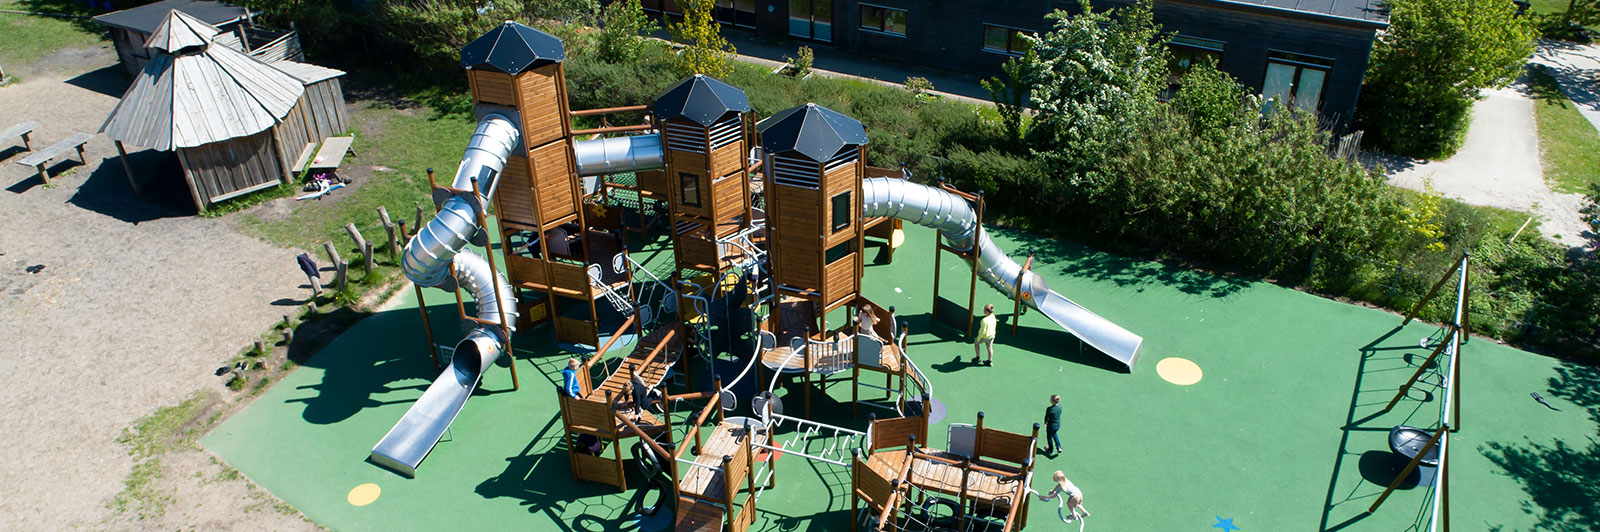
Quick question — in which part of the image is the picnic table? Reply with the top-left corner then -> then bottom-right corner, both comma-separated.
307,136 -> 356,181
15,132 -> 92,185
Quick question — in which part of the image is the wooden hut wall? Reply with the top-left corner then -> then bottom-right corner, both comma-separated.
274,104 -> 312,179
111,28 -> 152,77
299,78 -> 349,139
177,130 -> 284,206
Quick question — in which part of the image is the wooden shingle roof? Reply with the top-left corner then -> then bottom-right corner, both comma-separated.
101,11 -> 304,151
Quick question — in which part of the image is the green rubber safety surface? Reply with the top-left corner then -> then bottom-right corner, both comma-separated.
204,221 -> 1598,531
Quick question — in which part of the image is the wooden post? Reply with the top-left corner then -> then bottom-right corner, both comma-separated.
345,223 -> 371,275
254,339 -> 265,356
1012,253 -> 1033,335
415,202 -> 426,227
114,141 -> 141,194
1369,425 -> 1446,513
1382,326 -> 1456,412
282,314 -> 294,346
323,241 -> 342,268
1402,253 -> 1464,326
379,206 -> 398,261
336,260 -> 348,292
966,191 -> 984,337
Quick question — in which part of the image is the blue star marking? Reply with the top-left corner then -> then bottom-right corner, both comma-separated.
1212,516 -> 1240,532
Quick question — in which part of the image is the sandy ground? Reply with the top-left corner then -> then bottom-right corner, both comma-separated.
0,50 -> 315,530
1377,82 -> 1592,247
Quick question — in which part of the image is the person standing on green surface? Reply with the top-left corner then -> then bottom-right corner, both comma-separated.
972,304 -> 997,365
1043,394 -> 1062,455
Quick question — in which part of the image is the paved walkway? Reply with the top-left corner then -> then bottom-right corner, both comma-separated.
1375,80 -> 1591,247
1533,39 -> 1600,133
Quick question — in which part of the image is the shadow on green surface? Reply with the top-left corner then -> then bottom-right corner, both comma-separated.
995,228 -> 1252,299
1481,360 -> 1600,531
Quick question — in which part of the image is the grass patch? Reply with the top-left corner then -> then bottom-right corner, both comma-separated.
117,391 -> 215,459
201,183 -> 298,218
108,458 -> 169,519
1529,67 -> 1600,194
0,1 -> 107,70
237,106 -> 474,251
110,391 -> 217,520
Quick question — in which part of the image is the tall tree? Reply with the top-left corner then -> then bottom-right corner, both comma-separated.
597,0 -> 658,63
1019,0 -> 1168,186
669,0 -> 736,78
1357,0 -> 1535,158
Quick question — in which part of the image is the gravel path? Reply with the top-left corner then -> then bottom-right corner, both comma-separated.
1377,82 -> 1591,247
0,56 -> 312,529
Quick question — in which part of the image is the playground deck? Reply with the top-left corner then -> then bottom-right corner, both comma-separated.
202,222 -> 1600,531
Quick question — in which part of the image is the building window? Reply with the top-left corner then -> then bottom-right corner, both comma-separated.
680,172 -> 701,207
641,0 -> 681,15
859,4 -> 907,36
831,191 -> 852,232
1164,35 -> 1225,98
716,0 -> 756,28
982,24 -> 1031,56
789,0 -> 833,42
1262,51 -> 1333,114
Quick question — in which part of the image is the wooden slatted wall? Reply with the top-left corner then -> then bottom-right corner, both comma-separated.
178,130 -> 283,206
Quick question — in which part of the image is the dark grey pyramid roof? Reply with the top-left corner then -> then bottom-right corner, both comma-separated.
757,103 -> 869,162
460,21 -> 564,75
653,75 -> 751,126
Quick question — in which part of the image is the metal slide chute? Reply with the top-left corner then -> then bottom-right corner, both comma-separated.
370,115 -> 521,477
568,135 -> 1142,370
860,177 -> 1144,371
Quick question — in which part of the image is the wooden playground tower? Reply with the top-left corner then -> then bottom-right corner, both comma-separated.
455,21 -> 620,350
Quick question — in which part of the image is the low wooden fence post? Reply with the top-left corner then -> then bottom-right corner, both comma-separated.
323,242 -> 342,269
345,223 -> 371,275
378,206 -> 398,261
337,260 -> 349,292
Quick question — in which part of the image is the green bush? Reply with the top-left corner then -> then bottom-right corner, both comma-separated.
1356,0 -> 1535,158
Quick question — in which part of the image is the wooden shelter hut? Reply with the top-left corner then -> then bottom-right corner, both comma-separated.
93,0 -> 302,77
101,11 -> 347,211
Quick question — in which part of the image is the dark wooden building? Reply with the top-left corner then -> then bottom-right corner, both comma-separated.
642,0 -> 1387,130
94,0 -> 303,77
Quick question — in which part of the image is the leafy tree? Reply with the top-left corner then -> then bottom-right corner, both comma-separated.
1357,0 -> 1535,158
979,53 -> 1037,143
1171,60 -> 1252,136
669,0 -> 736,78
596,0 -> 658,63
532,0 -> 602,25
1018,0 -> 1169,186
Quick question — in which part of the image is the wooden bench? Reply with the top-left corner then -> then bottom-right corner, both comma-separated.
289,142 -> 317,176
1,120 -> 38,154
15,132 -> 91,185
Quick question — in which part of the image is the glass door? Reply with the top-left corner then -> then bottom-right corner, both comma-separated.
789,0 -> 832,42
717,0 -> 756,28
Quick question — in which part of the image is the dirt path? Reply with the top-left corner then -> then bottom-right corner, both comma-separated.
1375,82 -> 1590,247
0,53 -> 314,529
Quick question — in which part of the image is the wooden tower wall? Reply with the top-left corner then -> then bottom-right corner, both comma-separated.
470,62 -> 596,344
765,149 -> 865,312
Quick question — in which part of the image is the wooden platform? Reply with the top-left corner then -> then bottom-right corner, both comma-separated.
592,325 -> 682,399
675,497 -> 726,532
678,420 -> 770,498
865,449 -> 1022,505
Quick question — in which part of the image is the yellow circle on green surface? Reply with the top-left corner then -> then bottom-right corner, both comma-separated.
1157,357 -> 1203,386
347,483 -> 381,506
